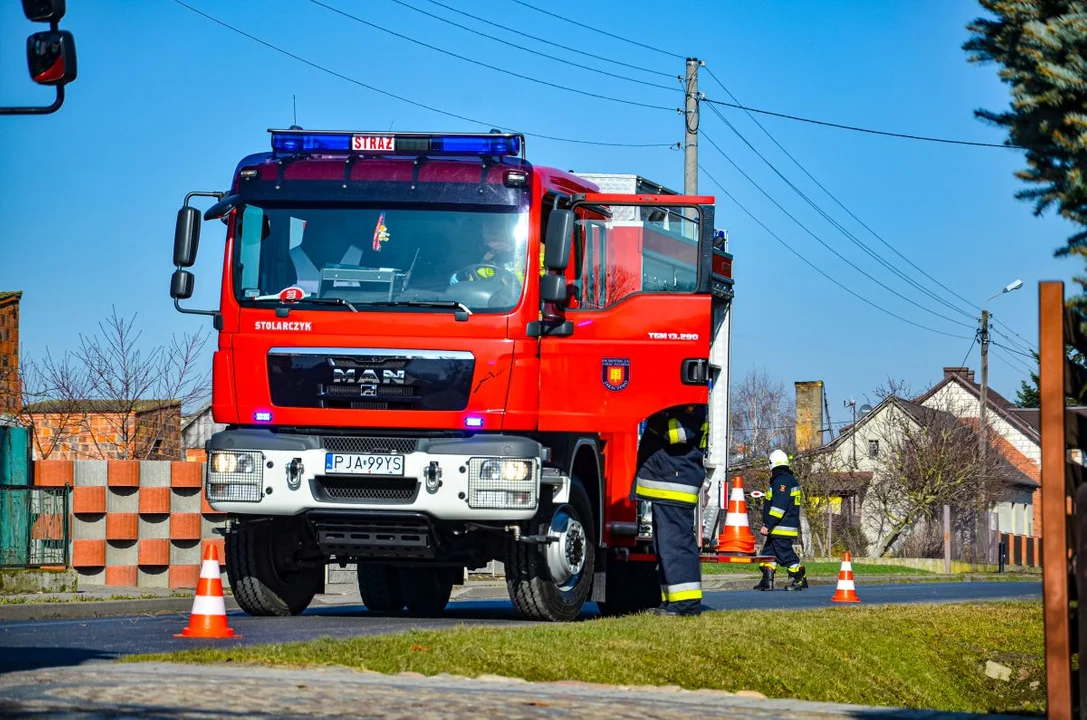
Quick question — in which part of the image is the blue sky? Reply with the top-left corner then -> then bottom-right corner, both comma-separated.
0,0 -> 1077,418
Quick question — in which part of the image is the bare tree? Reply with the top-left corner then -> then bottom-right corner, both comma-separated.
729,368 -> 794,460
865,397 -> 1016,558
867,376 -> 915,404
19,307 -> 210,460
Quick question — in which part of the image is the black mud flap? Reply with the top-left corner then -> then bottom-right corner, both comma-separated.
591,547 -> 607,603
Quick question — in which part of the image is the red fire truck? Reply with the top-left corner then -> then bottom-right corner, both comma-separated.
170,129 -> 736,621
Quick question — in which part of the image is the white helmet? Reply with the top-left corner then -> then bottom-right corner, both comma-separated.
769,449 -> 790,469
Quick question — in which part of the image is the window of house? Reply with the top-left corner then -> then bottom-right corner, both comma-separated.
868,439 -> 879,458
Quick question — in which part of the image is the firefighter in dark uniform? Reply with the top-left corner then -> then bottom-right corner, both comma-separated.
754,449 -> 808,591
632,405 -> 708,616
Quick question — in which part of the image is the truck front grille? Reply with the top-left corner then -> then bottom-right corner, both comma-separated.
322,436 -> 419,454
310,514 -> 434,559
311,476 -> 419,504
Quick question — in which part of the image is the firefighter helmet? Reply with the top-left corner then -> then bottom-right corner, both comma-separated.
769,449 -> 790,469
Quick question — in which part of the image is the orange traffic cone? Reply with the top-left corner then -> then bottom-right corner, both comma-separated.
716,476 -> 756,554
175,542 -> 238,638
830,553 -> 861,603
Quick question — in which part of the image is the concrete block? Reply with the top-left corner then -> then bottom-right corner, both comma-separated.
170,539 -> 201,566
0,568 -> 78,594
138,539 -> 171,566
201,514 -> 227,541
76,566 -> 105,585
327,563 -> 357,586
35,460 -> 73,487
72,513 -> 105,541
139,461 -> 172,488
105,514 -> 138,541
73,486 -> 107,515
171,513 -> 202,541
106,539 -> 137,567
171,461 -> 203,488
73,460 -> 107,487
72,539 -> 106,567
107,461 -> 140,488
137,566 -> 170,589
106,486 -> 138,514
169,564 -> 200,589
138,487 -> 171,515
105,565 -> 138,587
171,487 -> 201,513
138,514 -> 169,540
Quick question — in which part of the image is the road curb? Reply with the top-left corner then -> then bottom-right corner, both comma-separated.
0,596 -> 240,622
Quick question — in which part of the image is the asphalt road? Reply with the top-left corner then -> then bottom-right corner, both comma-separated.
0,581 -> 1041,674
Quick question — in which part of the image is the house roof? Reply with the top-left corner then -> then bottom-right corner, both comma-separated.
181,402 -> 213,433
913,370 -> 1041,442
0,291 -> 22,306
24,398 -> 181,414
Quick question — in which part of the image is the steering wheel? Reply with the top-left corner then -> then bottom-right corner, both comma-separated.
449,263 -> 521,287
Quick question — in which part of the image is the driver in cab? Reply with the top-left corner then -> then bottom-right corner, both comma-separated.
449,221 -> 525,288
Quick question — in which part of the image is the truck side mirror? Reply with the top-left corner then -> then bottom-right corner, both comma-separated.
26,30 -> 76,86
540,274 -> 567,304
204,194 -> 241,221
171,269 -> 194,300
22,0 -> 66,22
544,210 -> 574,271
174,206 -> 201,267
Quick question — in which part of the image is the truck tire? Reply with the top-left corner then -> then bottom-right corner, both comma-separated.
400,567 -> 455,617
357,564 -> 405,614
226,520 -> 322,617
506,480 -> 595,622
597,559 -> 660,617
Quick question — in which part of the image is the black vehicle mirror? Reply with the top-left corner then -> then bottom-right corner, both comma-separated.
26,30 -> 76,86
174,206 -> 201,267
544,210 -> 574,271
204,194 -> 241,221
170,269 -> 194,300
540,274 -> 567,304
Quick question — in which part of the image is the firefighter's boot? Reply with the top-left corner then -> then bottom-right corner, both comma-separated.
753,566 -> 774,591
786,566 -> 809,591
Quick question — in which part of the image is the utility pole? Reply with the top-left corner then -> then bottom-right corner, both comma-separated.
843,398 -> 857,468
979,309 -> 989,460
684,58 -> 701,196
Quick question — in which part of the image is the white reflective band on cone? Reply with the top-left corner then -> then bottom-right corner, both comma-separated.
200,560 -> 221,579
837,579 -> 855,591
841,562 -> 852,572
725,512 -> 749,527
729,487 -> 745,502
190,594 -> 227,616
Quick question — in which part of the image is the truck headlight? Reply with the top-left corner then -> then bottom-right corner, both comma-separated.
207,450 -> 264,503
468,458 -> 537,509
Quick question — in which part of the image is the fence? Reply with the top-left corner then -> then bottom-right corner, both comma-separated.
0,486 -> 69,568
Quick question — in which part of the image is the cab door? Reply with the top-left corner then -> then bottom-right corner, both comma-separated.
537,195 -> 719,433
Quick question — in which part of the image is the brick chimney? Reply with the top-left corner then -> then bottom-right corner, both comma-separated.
794,380 -> 824,452
0,291 -> 22,417
942,366 -> 976,384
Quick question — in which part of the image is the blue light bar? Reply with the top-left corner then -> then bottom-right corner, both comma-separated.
254,410 -> 273,423
464,416 -> 484,428
270,130 -> 521,156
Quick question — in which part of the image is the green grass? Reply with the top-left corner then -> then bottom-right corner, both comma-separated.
0,592 -> 190,605
701,560 -> 933,576
127,601 -> 1044,715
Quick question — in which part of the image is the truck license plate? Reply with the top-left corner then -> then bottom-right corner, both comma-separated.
324,453 -> 405,476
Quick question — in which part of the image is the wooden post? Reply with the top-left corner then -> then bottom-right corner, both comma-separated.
943,504 -> 952,575
1040,281 -> 1072,719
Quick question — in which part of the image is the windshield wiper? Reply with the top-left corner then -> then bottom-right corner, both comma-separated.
251,294 -> 358,312
360,300 -> 473,320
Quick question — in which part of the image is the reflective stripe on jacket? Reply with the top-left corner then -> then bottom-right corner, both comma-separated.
762,466 -> 801,537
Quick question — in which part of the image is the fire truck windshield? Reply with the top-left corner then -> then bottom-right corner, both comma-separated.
232,203 -> 530,313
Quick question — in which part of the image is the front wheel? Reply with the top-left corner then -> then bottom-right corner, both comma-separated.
400,567 -> 456,617
506,480 -> 596,622
225,518 -> 323,617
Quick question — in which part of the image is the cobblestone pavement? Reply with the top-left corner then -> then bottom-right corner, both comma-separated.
0,662 -> 1031,719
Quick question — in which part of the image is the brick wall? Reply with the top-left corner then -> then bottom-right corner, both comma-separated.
30,405 -> 182,460
0,291 -> 21,417
34,458 -> 227,588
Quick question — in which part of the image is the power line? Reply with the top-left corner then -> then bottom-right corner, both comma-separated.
305,0 -> 674,112
701,129 -> 973,332
703,65 -> 979,323
991,346 -> 1035,375
169,1 -> 676,148
505,0 -> 685,60
993,319 -> 1037,353
992,342 -> 1037,361
959,334 -> 979,370
699,163 -> 970,340
703,97 -> 1024,150
704,104 -> 973,330
385,0 -> 676,91
416,0 -> 674,79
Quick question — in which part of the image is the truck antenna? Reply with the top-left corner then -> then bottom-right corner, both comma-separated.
293,94 -> 297,126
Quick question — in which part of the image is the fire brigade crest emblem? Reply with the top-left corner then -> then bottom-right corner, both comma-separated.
601,357 -> 630,392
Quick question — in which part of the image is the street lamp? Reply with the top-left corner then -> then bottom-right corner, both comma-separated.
979,278 -> 1024,458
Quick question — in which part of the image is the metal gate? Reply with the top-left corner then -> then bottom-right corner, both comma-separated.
0,486 -> 69,568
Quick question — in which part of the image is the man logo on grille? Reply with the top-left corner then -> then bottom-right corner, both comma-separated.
602,357 -> 630,392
